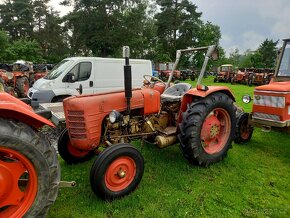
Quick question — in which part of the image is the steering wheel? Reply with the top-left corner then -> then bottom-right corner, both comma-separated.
143,75 -> 166,85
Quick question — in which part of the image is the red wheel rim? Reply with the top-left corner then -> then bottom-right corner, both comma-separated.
67,141 -> 90,157
105,156 -> 136,192
0,147 -> 38,217
201,108 -> 231,154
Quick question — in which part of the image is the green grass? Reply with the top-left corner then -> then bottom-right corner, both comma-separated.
48,77 -> 290,218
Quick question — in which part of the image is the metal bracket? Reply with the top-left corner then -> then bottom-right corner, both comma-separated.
59,181 -> 77,188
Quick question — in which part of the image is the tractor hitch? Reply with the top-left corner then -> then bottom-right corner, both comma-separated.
59,181 -> 77,188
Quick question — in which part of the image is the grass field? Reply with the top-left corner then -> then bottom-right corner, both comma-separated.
48,76 -> 290,218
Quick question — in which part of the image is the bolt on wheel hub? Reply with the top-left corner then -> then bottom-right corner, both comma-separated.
210,124 -> 220,138
117,168 -> 126,178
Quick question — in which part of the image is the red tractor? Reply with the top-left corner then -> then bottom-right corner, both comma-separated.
58,45 -> 237,200
0,93 -> 60,217
214,64 -> 235,83
231,68 -> 250,84
235,38 -> 290,143
0,61 -> 48,98
157,62 -> 181,81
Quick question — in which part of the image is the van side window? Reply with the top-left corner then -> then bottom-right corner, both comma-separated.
79,62 -> 92,81
68,62 -> 92,81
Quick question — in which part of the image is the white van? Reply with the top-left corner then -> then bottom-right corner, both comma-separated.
28,57 -> 152,106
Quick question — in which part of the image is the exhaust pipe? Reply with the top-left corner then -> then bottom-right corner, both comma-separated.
123,46 -> 132,114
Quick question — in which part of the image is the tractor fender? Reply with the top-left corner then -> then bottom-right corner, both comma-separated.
178,86 -> 235,123
0,93 -> 54,129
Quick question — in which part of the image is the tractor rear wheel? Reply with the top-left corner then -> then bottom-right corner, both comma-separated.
16,77 -> 29,98
58,128 -> 94,164
0,118 -> 60,217
90,144 -> 144,200
178,92 -> 236,166
234,112 -> 253,144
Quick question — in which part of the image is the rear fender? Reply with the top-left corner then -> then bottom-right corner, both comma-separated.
0,93 -> 54,129
178,86 -> 235,123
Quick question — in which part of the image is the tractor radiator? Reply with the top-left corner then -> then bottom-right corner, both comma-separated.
252,112 -> 280,121
253,95 -> 285,108
67,110 -> 87,139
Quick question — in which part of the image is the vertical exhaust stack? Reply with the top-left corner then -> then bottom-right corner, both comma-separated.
123,46 -> 132,114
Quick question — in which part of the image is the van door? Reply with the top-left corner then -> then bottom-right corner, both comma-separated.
65,61 -> 94,94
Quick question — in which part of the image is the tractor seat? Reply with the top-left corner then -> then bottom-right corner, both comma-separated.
161,83 -> 192,102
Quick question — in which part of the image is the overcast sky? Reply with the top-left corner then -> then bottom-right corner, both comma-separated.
194,0 -> 290,55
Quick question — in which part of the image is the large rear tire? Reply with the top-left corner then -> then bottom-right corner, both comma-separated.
178,92 -> 236,166
234,112 -> 253,144
90,144 -> 144,200
16,77 -> 29,98
58,128 -> 94,164
0,118 -> 60,217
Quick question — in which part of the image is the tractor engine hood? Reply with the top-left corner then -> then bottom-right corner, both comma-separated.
255,81 -> 290,93
63,88 -> 161,151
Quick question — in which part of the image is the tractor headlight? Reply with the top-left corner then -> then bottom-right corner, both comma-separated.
109,110 -> 121,123
242,95 -> 252,104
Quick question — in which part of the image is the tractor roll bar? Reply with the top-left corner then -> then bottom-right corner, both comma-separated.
165,45 -> 218,89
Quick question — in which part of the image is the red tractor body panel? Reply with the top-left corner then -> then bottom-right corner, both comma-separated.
252,82 -> 290,126
0,93 -> 54,128
178,86 -> 235,122
63,88 -> 161,150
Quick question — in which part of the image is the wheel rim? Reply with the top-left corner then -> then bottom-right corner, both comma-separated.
105,156 -> 136,192
0,147 -> 38,217
201,108 -> 231,154
0,83 -> 4,92
67,140 -> 90,157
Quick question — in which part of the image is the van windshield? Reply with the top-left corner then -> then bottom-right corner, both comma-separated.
44,60 -> 74,80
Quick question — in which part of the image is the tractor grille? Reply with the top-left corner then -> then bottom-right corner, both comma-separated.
253,112 -> 280,121
67,110 -> 86,139
253,95 -> 285,108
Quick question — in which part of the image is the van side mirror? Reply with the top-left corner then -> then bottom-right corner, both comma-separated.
64,73 -> 75,83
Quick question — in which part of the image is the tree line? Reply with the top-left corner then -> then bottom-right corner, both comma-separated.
0,0 -> 279,70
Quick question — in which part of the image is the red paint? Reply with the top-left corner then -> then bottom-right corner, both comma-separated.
0,93 -> 54,128
0,147 -> 38,218
201,108 -> 231,154
105,156 -> 136,192
64,88 -> 160,150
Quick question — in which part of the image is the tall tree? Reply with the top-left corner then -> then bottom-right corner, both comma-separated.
63,0 -> 150,57
256,38 -> 278,68
0,30 -> 9,62
0,0 -> 34,40
155,0 -> 202,60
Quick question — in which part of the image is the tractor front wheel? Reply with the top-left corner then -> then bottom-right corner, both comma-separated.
0,118 -> 60,217
178,92 -> 236,166
16,77 -> 29,98
58,128 -> 94,164
90,144 -> 144,200
234,112 -> 253,144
